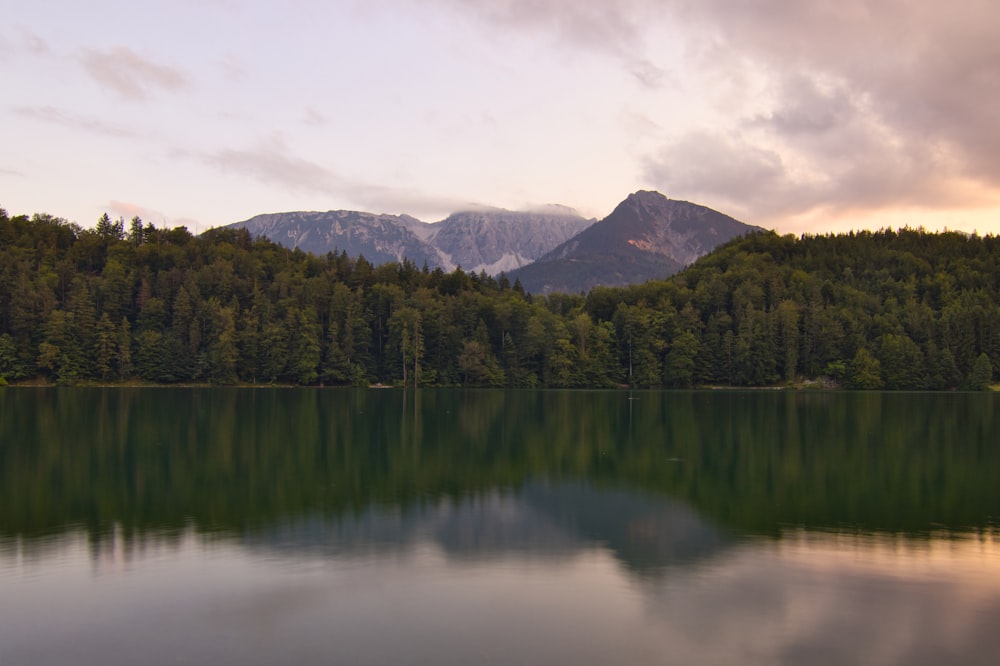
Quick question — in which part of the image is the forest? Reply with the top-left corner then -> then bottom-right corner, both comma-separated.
0,207 -> 997,390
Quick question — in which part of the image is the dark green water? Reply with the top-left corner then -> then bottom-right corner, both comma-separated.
2,389 -> 999,664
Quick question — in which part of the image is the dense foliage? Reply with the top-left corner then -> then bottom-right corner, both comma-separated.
0,207 -> 997,389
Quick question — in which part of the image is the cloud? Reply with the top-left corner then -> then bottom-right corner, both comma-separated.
348,185 -> 478,220
107,200 -> 205,233
13,105 -> 136,137
108,200 -> 157,220
643,114 -> 985,225
427,0 -> 1000,221
643,116 -> 982,224
420,0 -> 669,87
751,75 -> 855,137
79,46 -> 190,100
205,133 -> 344,194
625,0 -> 1000,226
667,0 -> 1000,209
0,28 -> 48,60
643,131 -> 794,219
202,134 -> 471,219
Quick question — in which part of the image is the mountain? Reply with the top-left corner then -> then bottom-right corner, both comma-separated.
227,210 -> 442,268
227,191 -> 760,294
228,208 -> 592,274
507,191 -> 762,294
427,208 -> 593,274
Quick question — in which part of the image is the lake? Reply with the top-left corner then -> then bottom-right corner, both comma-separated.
1,388 -> 998,665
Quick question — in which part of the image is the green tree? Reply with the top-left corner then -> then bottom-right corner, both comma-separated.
776,300 -> 800,382
0,333 -> 25,382
877,333 -> 927,390
290,307 -> 322,385
967,352 -> 993,390
849,348 -> 883,390
613,303 -> 662,387
37,310 -> 85,384
206,298 -> 239,384
665,331 -> 700,388
134,329 -> 168,382
95,212 -> 125,241
388,306 -> 424,387
321,321 -> 350,384
94,313 -> 118,381
118,317 -> 133,379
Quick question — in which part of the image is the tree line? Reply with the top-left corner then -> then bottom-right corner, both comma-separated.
0,207 -> 996,389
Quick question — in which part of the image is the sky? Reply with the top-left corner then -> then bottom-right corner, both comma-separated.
3,0 -> 1000,235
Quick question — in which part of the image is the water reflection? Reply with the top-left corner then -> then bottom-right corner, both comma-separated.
1,388 -> 997,542
3,515 -> 999,665
2,388 -> 1000,664
637,529 -> 1000,666
245,481 -> 731,578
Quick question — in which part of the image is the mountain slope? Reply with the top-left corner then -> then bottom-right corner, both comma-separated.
508,191 -> 762,294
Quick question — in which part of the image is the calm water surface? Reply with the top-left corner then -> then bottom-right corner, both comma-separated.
1,389 -> 999,665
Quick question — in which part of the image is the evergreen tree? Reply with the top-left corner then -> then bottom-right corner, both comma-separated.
94,313 -> 118,381
665,331 -> 700,388
967,352 -> 993,390
0,333 -> 23,382
118,317 -> 132,379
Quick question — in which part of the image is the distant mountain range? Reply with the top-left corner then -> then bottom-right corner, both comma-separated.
228,207 -> 593,275
226,191 -> 762,294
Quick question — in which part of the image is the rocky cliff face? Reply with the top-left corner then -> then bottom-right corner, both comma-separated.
428,210 -> 592,274
231,210 -> 442,267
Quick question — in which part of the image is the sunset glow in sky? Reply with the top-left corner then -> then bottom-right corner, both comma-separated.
3,0 -> 1000,235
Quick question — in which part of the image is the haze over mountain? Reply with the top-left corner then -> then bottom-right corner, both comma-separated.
228,191 -> 762,294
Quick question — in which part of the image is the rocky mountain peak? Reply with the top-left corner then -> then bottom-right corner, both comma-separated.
507,191 -> 761,294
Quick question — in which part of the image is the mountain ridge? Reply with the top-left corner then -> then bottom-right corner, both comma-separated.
228,207 -> 593,275
226,191 -> 762,293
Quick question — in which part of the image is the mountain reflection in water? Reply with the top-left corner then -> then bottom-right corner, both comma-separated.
1,388 -> 999,665
247,481 -> 731,576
